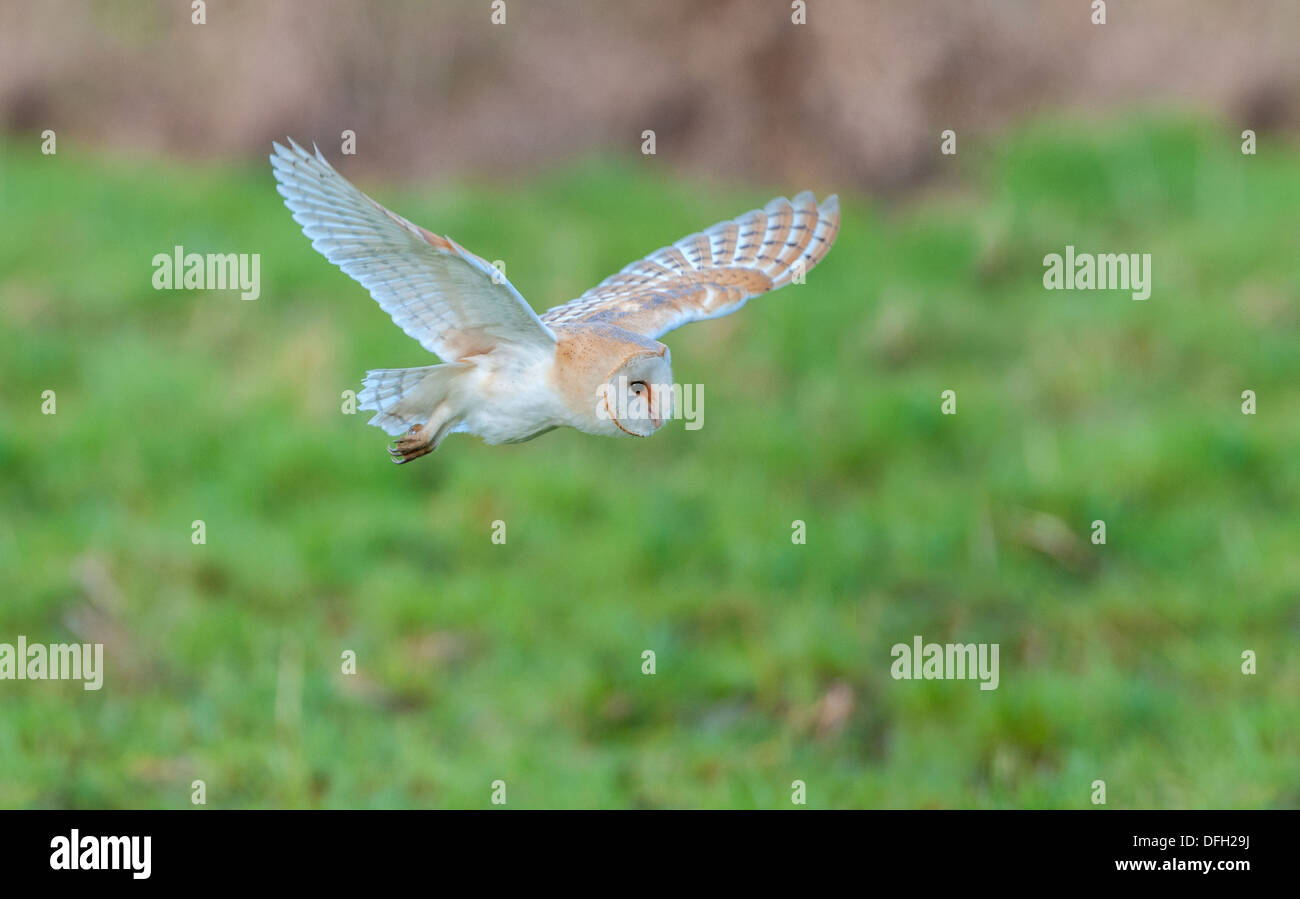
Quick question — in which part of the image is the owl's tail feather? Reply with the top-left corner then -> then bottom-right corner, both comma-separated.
358,362 -> 471,437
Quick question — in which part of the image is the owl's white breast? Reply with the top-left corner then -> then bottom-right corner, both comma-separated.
455,345 -> 575,445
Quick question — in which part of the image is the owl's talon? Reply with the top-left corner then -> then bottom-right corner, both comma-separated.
389,426 -> 434,464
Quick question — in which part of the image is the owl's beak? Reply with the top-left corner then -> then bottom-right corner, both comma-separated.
648,385 -> 661,429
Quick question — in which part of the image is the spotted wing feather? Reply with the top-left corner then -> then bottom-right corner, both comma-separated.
542,192 -> 839,339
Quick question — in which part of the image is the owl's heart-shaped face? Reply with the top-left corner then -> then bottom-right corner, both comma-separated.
597,351 -> 674,437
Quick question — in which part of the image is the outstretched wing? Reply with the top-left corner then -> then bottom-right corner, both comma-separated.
271,139 -> 556,361
541,192 -> 839,339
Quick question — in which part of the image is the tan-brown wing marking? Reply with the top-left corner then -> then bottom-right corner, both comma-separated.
541,192 -> 840,339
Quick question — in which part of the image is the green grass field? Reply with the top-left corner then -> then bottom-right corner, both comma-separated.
1,116 -> 1297,808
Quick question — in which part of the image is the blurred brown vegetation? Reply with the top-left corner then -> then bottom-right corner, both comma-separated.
2,0 -> 1298,190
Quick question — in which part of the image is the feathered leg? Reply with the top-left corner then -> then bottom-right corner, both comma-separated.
358,362 -> 470,463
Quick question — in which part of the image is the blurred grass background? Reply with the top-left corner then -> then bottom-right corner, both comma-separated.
1,115 -> 1297,807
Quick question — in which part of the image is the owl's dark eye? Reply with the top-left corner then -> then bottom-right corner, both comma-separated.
629,380 -> 648,397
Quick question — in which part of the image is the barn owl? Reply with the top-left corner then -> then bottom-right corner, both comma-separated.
270,139 -> 840,462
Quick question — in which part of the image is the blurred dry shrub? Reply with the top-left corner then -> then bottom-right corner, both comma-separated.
1,0 -> 1297,190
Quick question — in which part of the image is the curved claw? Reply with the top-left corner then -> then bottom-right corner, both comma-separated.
388,425 -> 435,464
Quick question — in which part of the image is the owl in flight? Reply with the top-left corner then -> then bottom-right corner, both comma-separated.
271,139 -> 839,462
